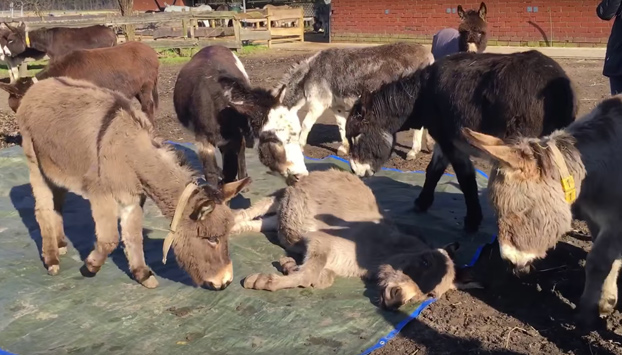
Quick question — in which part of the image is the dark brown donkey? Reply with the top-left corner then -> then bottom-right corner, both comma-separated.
17,76 -> 250,290
0,41 -> 159,123
457,2 -> 488,53
173,45 -> 277,186
1,22 -> 117,62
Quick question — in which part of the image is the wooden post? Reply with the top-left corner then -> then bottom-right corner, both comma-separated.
299,8 -> 304,43
266,14 -> 272,48
182,19 -> 188,39
233,17 -> 242,49
18,62 -> 28,77
189,19 -> 196,38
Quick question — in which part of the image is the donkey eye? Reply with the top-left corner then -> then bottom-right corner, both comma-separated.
206,236 -> 219,245
8,40 -> 13,44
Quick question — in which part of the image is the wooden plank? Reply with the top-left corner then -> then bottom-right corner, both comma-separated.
195,27 -> 234,38
268,10 -> 304,22
270,27 -> 303,37
240,29 -> 271,41
153,28 -> 185,39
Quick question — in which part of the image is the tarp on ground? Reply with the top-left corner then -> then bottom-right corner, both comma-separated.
0,143 -> 496,355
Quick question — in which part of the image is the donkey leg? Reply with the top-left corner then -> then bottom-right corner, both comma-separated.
444,146 -> 483,233
579,229 -> 622,326
83,196 -> 119,276
299,100 -> 327,148
599,259 -> 622,316
334,111 -> 350,156
231,215 -> 278,236
415,143 -> 449,213
406,129 -> 424,161
197,140 -> 222,186
120,203 -> 158,288
220,145 -> 239,185
234,195 -> 280,223
243,235 -> 330,291
53,187 -> 68,255
23,135 -> 64,275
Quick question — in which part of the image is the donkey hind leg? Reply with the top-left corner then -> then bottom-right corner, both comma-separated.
243,235 -> 333,291
220,143 -> 239,185
231,214 -> 278,236
415,143 -> 449,213
53,188 -> 68,255
197,140 -> 222,186
406,129 -> 424,161
299,98 -> 328,148
23,135 -> 65,275
83,196 -> 120,276
579,229 -> 622,325
120,203 -> 158,288
334,110 -> 350,156
136,86 -> 156,125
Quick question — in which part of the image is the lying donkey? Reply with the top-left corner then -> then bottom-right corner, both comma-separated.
231,169 -> 478,308
462,95 -> 622,327
17,77 -> 249,290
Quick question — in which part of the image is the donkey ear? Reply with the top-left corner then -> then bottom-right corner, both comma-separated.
275,85 -> 287,103
221,176 -> 252,202
359,90 -> 373,109
478,2 -> 487,20
194,200 -> 215,221
462,128 -> 525,169
457,5 -> 466,20
442,242 -> 460,260
0,82 -> 20,96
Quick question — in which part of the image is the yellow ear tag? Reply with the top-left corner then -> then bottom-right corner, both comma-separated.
561,175 -> 576,204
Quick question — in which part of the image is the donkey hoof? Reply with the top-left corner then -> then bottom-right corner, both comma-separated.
463,216 -> 482,234
599,296 -> 618,316
337,145 -> 349,156
47,265 -> 60,276
406,150 -> 419,161
80,264 -> 98,278
243,273 -> 278,291
413,198 -> 431,213
279,256 -> 299,275
140,275 -> 159,289
58,246 -> 68,256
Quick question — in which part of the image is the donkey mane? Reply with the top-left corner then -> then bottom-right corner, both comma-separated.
273,51 -> 319,105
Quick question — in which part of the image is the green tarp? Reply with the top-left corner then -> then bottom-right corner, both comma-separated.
0,143 -> 496,355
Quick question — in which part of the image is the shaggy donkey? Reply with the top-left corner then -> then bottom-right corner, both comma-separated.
461,95 -> 622,327
346,50 -> 577,233
16,77 -> 250,290
0,41 -> 160,123
432,2 -> 488,60
231,169 -> 479,308
246,42 -> 433,183
174,45 -> 278,186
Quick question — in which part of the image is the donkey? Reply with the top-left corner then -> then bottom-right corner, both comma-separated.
0,22 -> 117,63
431,2 -> 488,60
174,45 -> 278,186
346,50 -> 577,233
0,41 -> 160,123
230,169 -> 479,307
16,77 -> 250,290
461,95 -> 622,327
245,42 -> 433,183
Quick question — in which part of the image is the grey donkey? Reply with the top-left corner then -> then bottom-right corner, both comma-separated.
231,169 -> 479,309
462,95 -> 622,327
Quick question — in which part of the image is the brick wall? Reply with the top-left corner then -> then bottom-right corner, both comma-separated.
331,0 -> 614,47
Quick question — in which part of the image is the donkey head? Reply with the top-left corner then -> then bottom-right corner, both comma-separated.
346,91 -> 396,177
462,128 -> 582,273
1,22 -> 28,57
457,2 -> 488,53
0,77 -> 34,112
376,242 -> 464,310
170,177 -> 252,290
257,85 -> 309,185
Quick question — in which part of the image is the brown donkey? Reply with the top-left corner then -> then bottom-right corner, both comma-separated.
231,169 -> 479,309
16,77 -> 250,290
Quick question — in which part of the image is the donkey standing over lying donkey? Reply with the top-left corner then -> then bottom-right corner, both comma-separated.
16,77 -> 250,290
231,169 -> 478,308
462,95 -> 622,327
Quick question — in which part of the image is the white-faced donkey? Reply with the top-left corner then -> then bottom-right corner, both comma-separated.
462,95 -> 622,327
231,169 -> 479,309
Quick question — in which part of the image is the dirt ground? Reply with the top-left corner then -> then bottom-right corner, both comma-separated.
1,49 -> 621,355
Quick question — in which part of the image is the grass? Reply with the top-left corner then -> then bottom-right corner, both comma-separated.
0,44 -> 271,78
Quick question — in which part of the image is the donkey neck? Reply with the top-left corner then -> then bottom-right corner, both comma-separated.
135,148 -> 197,219
372,70 -> 426,133
25,29 -> 51,54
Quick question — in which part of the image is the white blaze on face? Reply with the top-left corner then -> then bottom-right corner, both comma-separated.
350,159 -> 373,177
232,51 -> 250,83
467,42 -> 478,52
262,104 -> 308,177
499,243 -> 538,268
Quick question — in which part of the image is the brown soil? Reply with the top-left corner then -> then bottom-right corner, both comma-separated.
1,49 -> 621,355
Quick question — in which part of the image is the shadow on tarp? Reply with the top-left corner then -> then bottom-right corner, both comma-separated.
0,142 -> 497,355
